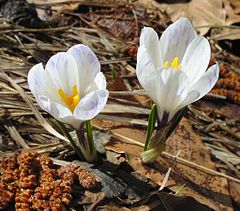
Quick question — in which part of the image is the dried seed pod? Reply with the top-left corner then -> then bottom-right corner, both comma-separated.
15,188 -> 33,211
31,155 -> 57,210
75,166 -> 98,189
0,154 -> 19,209
39,154 -> 54,170
0,180 -> 16,209
0,155 -> 17,170
62,192 -> 72,205
57,164 -> 75,186
215,78 -> 240,91
1,152 -> 75,209
16,152 -> 39,211
219,65 -> 230,78
211,89 -> 240,104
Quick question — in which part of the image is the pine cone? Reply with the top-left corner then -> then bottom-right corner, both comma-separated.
75,166 -> 98,189
0,180 -> 16,209
211,89 -> 240,104
0,155 -> 19,209
16,152 -> 38,211
57,164 -> 75,186
15,188 -> 33,211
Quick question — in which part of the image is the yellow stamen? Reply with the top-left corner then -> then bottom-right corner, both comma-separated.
164,61 -> 169,67
163,56 -> 182,69
58,85 -> 80,112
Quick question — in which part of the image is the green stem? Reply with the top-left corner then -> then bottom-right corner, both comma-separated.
144,104 -> 157,151
86,120 -> 95,153
57,121 -> 84,160
166,106 -> 187,139
75,121 -> 97,163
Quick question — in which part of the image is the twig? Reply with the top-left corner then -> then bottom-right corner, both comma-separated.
4,122 -> 30,149
0,26 -> 70,34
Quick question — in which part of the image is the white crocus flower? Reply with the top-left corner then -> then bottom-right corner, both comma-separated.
137,17 -> 219,126
28,44 -> 109,130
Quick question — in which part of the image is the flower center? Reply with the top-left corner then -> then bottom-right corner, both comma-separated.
164,57 -> 182,69
58,85 -> 80,112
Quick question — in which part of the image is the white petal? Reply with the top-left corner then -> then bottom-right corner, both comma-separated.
94,72 -> 107,90
28,63 -> 60,103
171,63 -> 219,118
136,46 -> 158,103
159,17 -> 197,63
36,95 -> 82,129
168,91 -> 200,122
73,90 -> 109,121
188,63 -> 219,102
182,37 -> 211,86
45,52 -> 79,96
86,72 -> 107,94
140,27 -> 162,68
155,68 -> 189,121
67,44 -> 100,96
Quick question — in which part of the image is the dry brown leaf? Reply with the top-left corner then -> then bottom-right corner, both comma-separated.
27,0 -> 80,20
140,0 -> 240,36
228,0 -> 240,14
27,0 -> 128,21
108,74 -> 127,91
229,181 -> 240,204
211,28 -> 240,40
106,118 -> 237,210
223,0 -> 240,24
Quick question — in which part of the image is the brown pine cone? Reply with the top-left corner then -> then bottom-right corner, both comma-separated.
31,158 -> 57,209
0,155 -> 19,209
31,191 -> 50,210
0,180 -> 16,209
15,188 -> 33,211
75,166 -> 98,189
57,164 -> 75,186
219,65 -> 230,78
0,155 -> 17,170
39,154 -> 54,170
1,168 -> 19,183
215,78 -> 240,91
211,89 -> 240,104
16,152 -> 39,211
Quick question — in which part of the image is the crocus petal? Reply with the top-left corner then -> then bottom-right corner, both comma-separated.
93,72 -> 107,90
136,46 -> 158,104
67,44 -> 100,96
182,37 -> 211,86
74,89 -> 109,121
140,27 -> 162,68
45,52 -> 79,96
156,68 -> 189,121
159,17 -> 197,63
188,63 -> 219,101
171,63 -> 219,118
28,63 -> 60,103
86,72 -> 107,94
37,95 -> 82,129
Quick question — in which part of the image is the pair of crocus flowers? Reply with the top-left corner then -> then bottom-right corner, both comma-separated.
28,17 -> 219,161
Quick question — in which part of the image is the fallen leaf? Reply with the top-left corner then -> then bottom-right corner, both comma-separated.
211,28 -> 240,40
140,0 -> 240,36
228,0 -> 240,14
106,118 -> 237,210
27,0 -> 81,20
